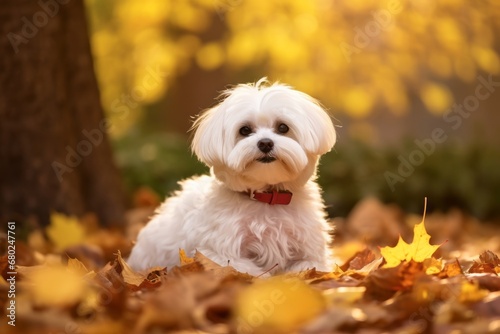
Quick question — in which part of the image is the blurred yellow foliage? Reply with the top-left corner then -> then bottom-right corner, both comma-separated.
85,0 -> 500,135
420,83 -> 454,115
235,277 -> 326,333
25,265 -> 87,307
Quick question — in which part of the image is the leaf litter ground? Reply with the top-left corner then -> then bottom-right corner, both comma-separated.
2,197 -> 500,334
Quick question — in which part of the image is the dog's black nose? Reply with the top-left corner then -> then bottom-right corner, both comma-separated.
257,138 -> 274,153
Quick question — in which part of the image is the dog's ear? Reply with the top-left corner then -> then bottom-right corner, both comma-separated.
190,105 -> 227,167
295,93 -> 336,155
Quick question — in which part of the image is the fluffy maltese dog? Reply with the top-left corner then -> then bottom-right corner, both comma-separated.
128,78 -> 336,276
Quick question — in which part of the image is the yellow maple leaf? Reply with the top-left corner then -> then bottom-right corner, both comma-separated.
380,199 -> 443,268
46,212 -> 86,251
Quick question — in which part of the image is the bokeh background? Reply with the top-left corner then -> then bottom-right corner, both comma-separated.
85,0 -> 500,219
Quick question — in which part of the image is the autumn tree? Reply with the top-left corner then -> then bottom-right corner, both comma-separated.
0,0 -> 126,226
87,0 -> 500,135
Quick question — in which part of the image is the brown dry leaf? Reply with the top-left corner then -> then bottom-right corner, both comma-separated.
171,260 -> 206,275
340,247 -> 376,271
67,257 -> 89,276
363,260 -> 425,301
469,261 -> 497,274
193,251 -> 254,281
65,243 -> 105,271
115,250 -> 147,287
93,262 -> 128,317
142,267 -> 168,288
355,257 -> 384,276
136,272 -> 223,332
469,250 -> 500,274
479,250 -> 500,266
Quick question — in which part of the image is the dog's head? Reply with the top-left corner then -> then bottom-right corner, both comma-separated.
191,78 -> 336,191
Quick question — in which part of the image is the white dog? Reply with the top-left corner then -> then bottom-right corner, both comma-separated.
127,78 -> 336,276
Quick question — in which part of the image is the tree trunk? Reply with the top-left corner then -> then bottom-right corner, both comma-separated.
0,0 -> 126,227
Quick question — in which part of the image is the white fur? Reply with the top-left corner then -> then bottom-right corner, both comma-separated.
127,78 -> 336,276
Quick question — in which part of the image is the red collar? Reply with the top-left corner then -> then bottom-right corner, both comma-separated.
251,190 -> 293,205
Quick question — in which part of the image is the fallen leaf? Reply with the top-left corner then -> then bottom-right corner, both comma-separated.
65,243 -> 105,271
469,250 -> 500,274
469,261 -> 497,274
46,212 -> 86,251
340,248 -> 376,271
67,257 -> 89,276
423,257 -> 443,275
356,257 -> 384,276
380,200 -> 444,268
23,264 -> 87,307
234,277 -> 326,333
439,260 -> 464,278
115,250 -> 147,287
193,251 -> 253,281
363,260 -> 424,301
479,250 -> 500,266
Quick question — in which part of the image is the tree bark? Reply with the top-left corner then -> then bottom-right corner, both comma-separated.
0,0 -> 126,227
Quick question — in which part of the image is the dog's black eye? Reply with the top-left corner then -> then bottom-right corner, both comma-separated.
277,123 -> 289,134
239,126 -> 252,136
